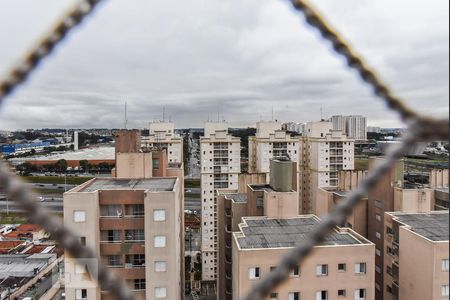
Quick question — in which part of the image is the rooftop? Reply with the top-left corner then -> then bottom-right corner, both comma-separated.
392,212 -> 449,242
10,147 -> 115,163
225,193 -> 248,203
235,216 -> 368,250
0,254 -> 56,279
79,178 -> 177,192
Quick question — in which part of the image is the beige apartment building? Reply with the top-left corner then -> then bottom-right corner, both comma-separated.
232,216 -> 375,300
299,121 -> 355,214
141,122 -> 183,164
383,211 -> 449,300
248,121 -> 300,182
64,130 -> 185,300
367,157 -> 448,300
200,122 -> 241,281
330,115 -> 367,141
217,159 -> 374,300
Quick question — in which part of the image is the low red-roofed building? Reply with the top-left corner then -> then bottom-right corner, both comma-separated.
0,241 -> 25,254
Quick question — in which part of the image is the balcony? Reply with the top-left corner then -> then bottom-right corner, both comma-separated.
100,218 -> 145,231
100,243 -> 145,255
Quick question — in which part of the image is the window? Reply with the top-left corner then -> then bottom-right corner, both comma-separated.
376,214 -> 382,222
355,289 -> 366,300
442,259 -> 449,272
75,289 -> 87,300
154,209 -> 166,221
249,267 -> 260,279
316,290 -> 328,300
125,230 -> 145,242
80,237 -> 86,246
376,232 -> 382,239
126,254 -> 145,267
338,264 -> 346,272
134,279 -> 146,290
355,263 -> 367,274
108,255 -> 121,266
107,230 -> 120,242
74,210 -> 86,223
316,264 -> 328,276
154,236 -> 166,248
338,290 -> 346,297
376,249 -> 381,257
289,292 -> 300,300
270,293 -> 278,299
442,285 -> 449,297
270,266 -> 277,272
155,261 -> 167,272
375,266 -> 382,274
75,264 -> 87,274
290,266 -> 300,277
155,287 -> 167,298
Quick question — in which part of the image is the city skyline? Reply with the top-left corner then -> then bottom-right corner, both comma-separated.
0,0 -> 448,130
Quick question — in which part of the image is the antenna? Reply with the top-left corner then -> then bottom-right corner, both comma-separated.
217,105 -> 220,122
124,101 -> 128,129
320,107 -> 323,121
272,106 -> 274,122
163,107 -> 166,122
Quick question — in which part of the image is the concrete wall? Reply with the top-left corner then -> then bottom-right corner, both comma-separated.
430,169 -> 449,188
393,188 -> 434,213
116,153 -> 152,179
264,191 -> 299,219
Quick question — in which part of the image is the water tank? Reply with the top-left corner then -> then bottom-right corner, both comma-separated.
269,158 -> 293,192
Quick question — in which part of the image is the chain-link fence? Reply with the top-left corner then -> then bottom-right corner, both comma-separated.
0,0 -> 448,299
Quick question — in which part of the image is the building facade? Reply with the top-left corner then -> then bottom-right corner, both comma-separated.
248,122 -> 300,182
200,122 -> 241,281
299,121 -> 355,214
330,115 -> 367,141
383,211 -> 449,300
141,122 -> 183,164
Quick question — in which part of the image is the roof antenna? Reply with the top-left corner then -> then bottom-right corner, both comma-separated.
320,106 -> 323,121
272,106 -> 274,122
124,101 -> 128,129
163,106 -> 166,122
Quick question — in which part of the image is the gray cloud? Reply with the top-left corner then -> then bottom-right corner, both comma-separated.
0,0 -> 448,130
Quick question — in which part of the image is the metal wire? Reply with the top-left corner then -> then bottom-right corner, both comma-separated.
0,0 -> 448,300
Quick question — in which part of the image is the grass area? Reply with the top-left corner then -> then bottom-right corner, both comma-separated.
0,213 -> 28,224
355,158 -> 369,170
32,188 -> 65,195
185,178 -> 200,188
22,176 -> 94,185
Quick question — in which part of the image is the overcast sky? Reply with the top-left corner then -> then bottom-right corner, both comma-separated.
0,0 -> 448,130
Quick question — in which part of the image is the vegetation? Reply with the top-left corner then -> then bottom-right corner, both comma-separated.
193,253 -> 202,281
230,127 -> 256,159
22,176 -> 94,185
0,213 -> 28,224
183,134 -> 190,174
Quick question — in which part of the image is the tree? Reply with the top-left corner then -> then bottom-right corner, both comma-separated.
55,159 -> 68,172
79,160 -> 89,172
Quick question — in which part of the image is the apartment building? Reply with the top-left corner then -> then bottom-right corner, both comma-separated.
141,122 -> 183,163
232,216 -> 375,300
367,157 -> 442,300
330,115 -> 367,141
64,130 -> 185,300
248,121 -> 300,183
200,122 -> 241,281
383,211 -> 449,300
299,121 -> 355,214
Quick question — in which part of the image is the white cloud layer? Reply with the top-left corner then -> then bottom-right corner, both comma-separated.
0,0 -> 448,130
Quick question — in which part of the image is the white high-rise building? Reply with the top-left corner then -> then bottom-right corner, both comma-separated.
141,122 -> 183,163
330,115 -> 367,141
200,122 -> 240,281
299,121 -> 355,214
248,121 -> 300,181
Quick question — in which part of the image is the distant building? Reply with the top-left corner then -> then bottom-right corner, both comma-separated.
383,211 -> 449,300
1,142 -> 51,155
141,122 -> 183,164
299,121 -> 355,214
330,115 -> 367,141
367,127 -> 382,134
282,122 -> 305,134
248,121 -> 299,182
200,122 -> 241,282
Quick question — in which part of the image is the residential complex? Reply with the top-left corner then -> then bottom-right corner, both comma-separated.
299,121 -> 355,214
64,130 -> 185,300
217,159 -> 375,300
200,122 -> 241,281
330,115 -> 367,141
383,211 -> 449,300
141,122 -> 183,163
